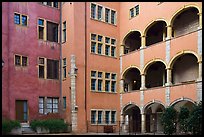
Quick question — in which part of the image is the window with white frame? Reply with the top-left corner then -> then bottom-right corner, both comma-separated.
14,55 -> 28,67
91,3 -> 96,19
38,97 -> 59,114
14,13 -> 28,26
91,110 -> 116,124
63,58 -> 67,79
130,5 -> 139,19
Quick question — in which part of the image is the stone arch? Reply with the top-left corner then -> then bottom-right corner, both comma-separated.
122,29 -> 142,45
169,97 -> 196,107
122,102 -> 141,114
143,18 -> 168,37
121,65 -> 141,79
168,50 -> 201,69
169,4 -> 202,26
142,100 -> 166,114
142,58 -> 167,75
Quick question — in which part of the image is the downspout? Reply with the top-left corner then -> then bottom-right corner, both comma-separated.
59,2 -> 63,116
84,2 -> 88,132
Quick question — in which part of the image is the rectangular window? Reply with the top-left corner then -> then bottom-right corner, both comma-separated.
15,55 -> 21,66
98,79 -> 102,91
111,47 -> 116,57
91,34 -> 97,41
62,21 -> 66,42
21,15 -> 27,26
98,72 -> 102,78
46,97 -> 59,113
91,79 -> 96,91
105,8 -> 110,23
98,111 -> 103,124
105,73 -> 110,79
105,111 -> 110,124
105,37 -> 110,44
111,10 -> 116,24
91,110 -> 96,124
91,3 -> 96,19
38,57 -> 45,78
91,42 -> 96,53
63,58 -> 66,79
22,56 -> 28,66
14,13 -> 20,24
47,2 -> 52,6
111,111 -> 116,124
130,8 -> 134,18
98,35 -> 103,42
38,19 -> 44,40
47,59 -> 59,79
97,6 -> 103,20
63,97 -> 66,109
53,2 -> 58,8
97,43 -> 102,54
135,5 -> 139,16
105,45 -> 110,56
130,5 -> 139,18
105,80 -> 110,92
39,97 -> 44,114
15,55 -> 28,66
47,21 -> 58,42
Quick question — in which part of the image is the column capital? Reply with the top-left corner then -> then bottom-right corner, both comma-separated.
140,35 -> 146,38
197,12 -> 202,16
120,44 -> 125,47
166,25 -> 172,28
166,67 -> 172,70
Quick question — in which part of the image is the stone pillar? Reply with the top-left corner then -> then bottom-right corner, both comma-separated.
165,68 -> 172,86
120,79 -> 124,93
198,12 -> 202,28
140,35 -> 146,49
141,113 -> 146,133
70,55 -> 77,132
120,45 -> 125,56
198,61 -> 202,81
140,74 -> 146,90
166,25 -> 172,40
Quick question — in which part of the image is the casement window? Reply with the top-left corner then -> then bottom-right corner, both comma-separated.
105,111 -> 110,124
91,110 -> 116,125
38,57 -> 59,80
91,110 -> 97,124
39,97 -> 59,114
91,3 -> 96,19
97,6 -> 103,20
47,21 -> 58,43
111,10 -> 116,24
90,33 -> 117,57
63,97 -> 66,109
105,8 -> 110,23
111,111 -> 116,124
38,19 -> 45,40
14,13 -> 28,26
41,2 -> 59,8
98,111 -> 103,124
63,58 -> 67,79
91,70 -> 117,93
62,21 -> 66,43
14,55 -> 28,67
130,5 -> 139,19
47,59 -> 59,79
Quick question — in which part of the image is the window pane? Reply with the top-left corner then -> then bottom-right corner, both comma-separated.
14,13 -> 20,24
98,111 -> 102,124
98,72 -> 102,78
53,98 -> 58,103
91,79 -> 96,90
91,34 -> 96,41
105,80 -> 110,92
111,74 -> 116,80
111,39 -> 116,45
91,42 -> 96,53
97,6 -> 103,20
105,111 -> 110,124
111,47 -> 116,57
53,2 -> 58,8
22,56 -> 27,66
105,45 -> 110,56
135,5 -> 139,15
98,80 -> 102,91
63,97 -> 66,109
98,43 -> 102,54
105,37 -> 110,44
38,19 -> 44,26
47,21 -> 58,42
39,26 -> 44,39
111,10 -> 116,24
15,55 -> 21,66
47,59 -> 59,79
105,73 -> 110,79
98,35 -> 103,42
111,81 -> 116,92
91,71 -> 96,77
91,111 -> 96,124
39,66 -> 44,78
105,8 -> 110,23
130,8 -> 134,18
22,15 -> 27,26
111,111 -> 116,123
91,3 -> 96,19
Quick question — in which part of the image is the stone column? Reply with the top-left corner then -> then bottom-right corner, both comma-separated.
166,25 -> 172,40
120,79 -> 124,93
198,12 -> 202,28
165,68 -> 172,86
140,35 -> 146,49
140,74 -> 146,90
120,45 -> 125,56
197,61 -> 202,81
141,113 -> 146,133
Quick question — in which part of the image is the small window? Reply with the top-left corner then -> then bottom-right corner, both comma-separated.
130,8 -> 134,18
38,19 -> 44,40
98,35 -> 103,42
98,72 -> 103,78
135,5 -> 139,15
47,59 -> 59,79
91,42 -> 96,53
38,19 -> 44,26
97,6 -> 103,20
63,97 -> 66,109
105,73 -> 110,79
62,21 -> 66,42
63,58 -> 66,79
111,39 -> 116,45
21,15 -> 27,26
91,110 -> 96,124
15,55 -> 21,66
111,10 -> 116,24
105,45 -> 110,56
39,97 -> 44,114
91,34 -> 97,41
105,111 -> 110,124
91,3 -> 96,19
38,57 -> 45,78
91,79 -> 96,90
98,111 -> 103,124
53,2 -> 58,8
47,21 -> 58,42
91,71 -> 97,77
22,56 -> 28,66
105,8 -> 110,23
105,37 -> 110,44
14,13 -> 20,24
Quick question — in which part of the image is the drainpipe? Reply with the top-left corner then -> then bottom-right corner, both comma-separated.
59,2 -> 63,117
84,2 -> 88,132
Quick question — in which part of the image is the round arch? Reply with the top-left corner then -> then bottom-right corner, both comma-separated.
122,29 -> 142,45
121,65 -> 141,79
169,97 -> 196,107
142,58 -> 167,75
169,4 -> 202,26
122,102 -> 141,114
168,50 -> 201,69
142,100 -> 165,114
143,18 -> 168,37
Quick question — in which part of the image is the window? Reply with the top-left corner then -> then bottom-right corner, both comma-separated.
130,5 -> 139,19
105,8 -> 110,23
63,58 -> 66,79
105,111 -> 110,124
38,57 -> 45,78
46,97 -> 59,113
14,13 -> 20,24
15,55 -> 28,67
38,19 -> 44,40
91,42 -> 96,53
105,45 -> 110,56
62,21 -> 66,42
98,111 -> 103,124
91,110 -> 96,124
47,59 -> 59,79
105,72 -> 116,92
47,21 -> 58,42
97,6 -> 103,20
111,10 -> 116,24
111,111 -> 116,124
63,97 -> 66,109
91,3 -> 96,19
41,2 -> 58,8
14,13 -> 28,26
39,97 -> 44,114
53,2 -> 58,8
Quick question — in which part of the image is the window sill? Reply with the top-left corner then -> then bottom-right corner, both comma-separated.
38,39 -> 59,45
90,18 -> 117,27
90,123 -> 117,126
91,90 -> 117,94
90,52 -> 118,59
38,3 -> 59,10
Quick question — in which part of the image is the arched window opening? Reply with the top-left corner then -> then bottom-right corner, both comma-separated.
123,31 -> 141,54
172,8 -> 199,37
146,21 -> 167,46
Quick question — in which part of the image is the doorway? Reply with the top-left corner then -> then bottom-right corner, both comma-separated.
16,100 -> 28,122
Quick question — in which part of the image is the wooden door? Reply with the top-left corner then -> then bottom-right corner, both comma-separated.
16,100 -> 28,122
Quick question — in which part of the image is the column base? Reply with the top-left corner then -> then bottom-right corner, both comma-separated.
165,82 -> 172,86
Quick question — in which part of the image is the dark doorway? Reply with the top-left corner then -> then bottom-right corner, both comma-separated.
16,100 -> 28,122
